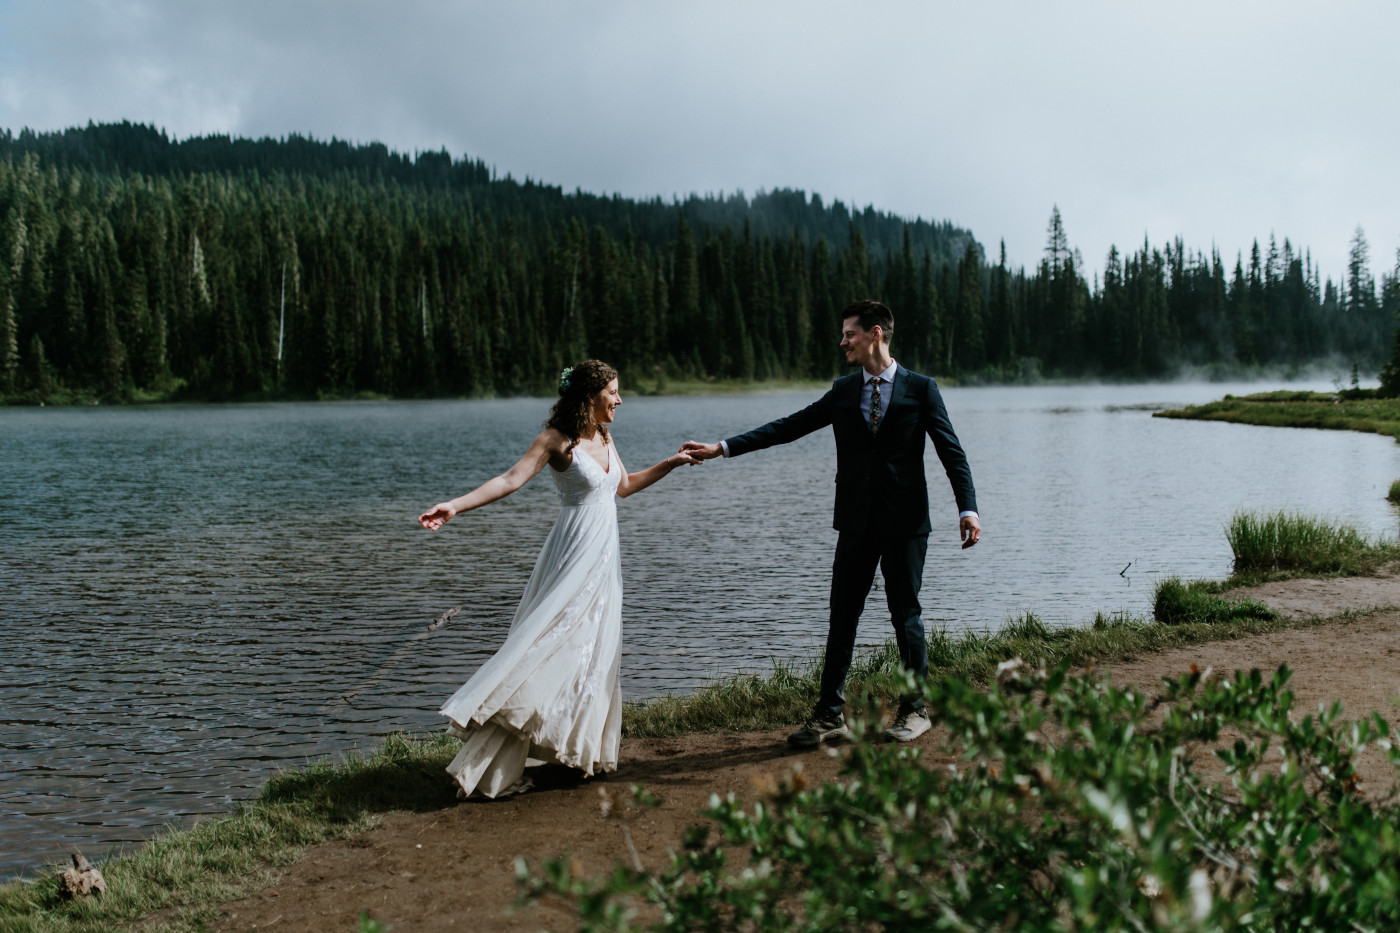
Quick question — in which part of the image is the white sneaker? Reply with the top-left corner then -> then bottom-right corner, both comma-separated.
885,709 -> 931,742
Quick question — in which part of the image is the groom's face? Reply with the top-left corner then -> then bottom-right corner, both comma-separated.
840,317 -> 881,369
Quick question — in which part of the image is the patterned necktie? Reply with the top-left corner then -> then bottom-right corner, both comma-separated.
868,377 -> 883,434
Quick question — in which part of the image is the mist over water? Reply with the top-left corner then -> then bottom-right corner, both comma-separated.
3,380 -> 1398,877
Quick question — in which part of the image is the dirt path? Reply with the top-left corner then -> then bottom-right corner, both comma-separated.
214,573 -> 1400,933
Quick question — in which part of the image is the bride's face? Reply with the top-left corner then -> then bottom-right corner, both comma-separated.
590,378 -> 622,426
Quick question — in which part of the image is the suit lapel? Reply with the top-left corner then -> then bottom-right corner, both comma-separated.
885,365 -> 910,413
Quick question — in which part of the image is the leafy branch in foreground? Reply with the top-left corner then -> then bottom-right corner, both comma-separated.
523,663 -> 1400,931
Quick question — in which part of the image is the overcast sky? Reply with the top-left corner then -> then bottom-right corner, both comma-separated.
1,1 -> 1396,287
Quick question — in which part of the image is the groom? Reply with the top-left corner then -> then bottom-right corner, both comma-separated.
682,299 -> 979,745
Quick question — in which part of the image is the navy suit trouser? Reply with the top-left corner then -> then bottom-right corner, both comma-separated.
816,526 -> 930,719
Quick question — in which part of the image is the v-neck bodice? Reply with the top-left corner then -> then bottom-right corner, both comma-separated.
553,443 -> 620,508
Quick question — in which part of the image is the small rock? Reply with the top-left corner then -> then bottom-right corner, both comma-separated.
59,852 -> 106,899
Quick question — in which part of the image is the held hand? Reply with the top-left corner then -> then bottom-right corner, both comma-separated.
418,502 -> 457,531
960,514 -> 981,549
668,451 -> 704,468
680,440 -> 723,460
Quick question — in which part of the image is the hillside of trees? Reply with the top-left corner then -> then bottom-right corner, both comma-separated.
0,121 -> 1395,403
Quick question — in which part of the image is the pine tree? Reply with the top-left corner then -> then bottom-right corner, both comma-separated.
1045,205 -> 1069,270
1,206 -> 25,394
1347,226 -> 1375,314
25,333 -> 53,398
1100,245 -> 1125,372
987,240 -> 1013,367
669,217 -> 700,371
953,242 -> 985,371
1379,250 -> 1400,396
809,238 -> 835,377
918,249 -> 943,373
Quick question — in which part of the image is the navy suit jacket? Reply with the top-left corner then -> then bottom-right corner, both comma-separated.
724,367 -> 977,536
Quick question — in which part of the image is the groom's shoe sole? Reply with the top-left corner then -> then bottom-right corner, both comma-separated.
786,721 -> 849,747
884,711 -> 932,743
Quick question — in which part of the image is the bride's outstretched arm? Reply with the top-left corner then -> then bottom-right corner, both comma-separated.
418,430 -> 569,529
615,449 -> 702,499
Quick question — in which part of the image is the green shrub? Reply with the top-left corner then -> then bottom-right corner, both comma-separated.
1388,480 -> 1400,505
524,663 -> 1400,931
1152,576 -> 1276,626
1226,509 -> 1398,577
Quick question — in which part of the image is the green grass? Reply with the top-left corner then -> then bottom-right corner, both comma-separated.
1151,575 -> 1278,625
621,605 -> 1318,738
1389,479 -> 1400,505
0,732 -> 461,933
1226,509 -> 1400,579
1154,389 -> 1400,441
621,641 -> 903,737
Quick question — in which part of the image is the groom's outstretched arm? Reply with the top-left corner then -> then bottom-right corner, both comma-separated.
686,391 -> 835,460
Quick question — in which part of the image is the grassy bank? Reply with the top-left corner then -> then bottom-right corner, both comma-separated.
1226,509 -> 1400,580
622,604 -> 1292,737
0,734 -> 461,933
0,603 -> 1322,932
1154,388 -> 1400,440
3,509 -> 1390,930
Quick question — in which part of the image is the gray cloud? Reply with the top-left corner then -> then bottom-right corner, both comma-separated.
1,0 -> 1396,285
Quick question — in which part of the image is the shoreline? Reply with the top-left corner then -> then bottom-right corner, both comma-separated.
1155,388 -> 1400,442
1,367 -> 1363,409
2,569 -> 1388,930
5,508 -> 1399,929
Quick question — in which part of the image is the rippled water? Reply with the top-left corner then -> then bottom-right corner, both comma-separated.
3,380 -> 1399,877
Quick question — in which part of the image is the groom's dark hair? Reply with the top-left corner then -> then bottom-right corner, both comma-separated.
843,299 -> 894,343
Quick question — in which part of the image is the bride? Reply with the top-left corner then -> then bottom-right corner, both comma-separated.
418,359 -> 700,798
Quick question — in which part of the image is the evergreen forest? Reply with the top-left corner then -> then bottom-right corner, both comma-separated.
0,121 -> 1395,403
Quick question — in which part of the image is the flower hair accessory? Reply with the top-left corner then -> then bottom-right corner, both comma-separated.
558,367 -> 574,391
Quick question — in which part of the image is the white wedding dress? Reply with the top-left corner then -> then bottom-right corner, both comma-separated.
440,443 -> 623,798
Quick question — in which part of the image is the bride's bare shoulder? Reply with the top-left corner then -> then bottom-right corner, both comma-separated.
537,427 -> 572,450
535,428 -> 574,470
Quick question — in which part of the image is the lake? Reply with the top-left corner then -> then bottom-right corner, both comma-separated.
3,379 -> 1398,878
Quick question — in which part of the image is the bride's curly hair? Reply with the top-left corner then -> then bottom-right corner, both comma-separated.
544,359 -> 618,450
